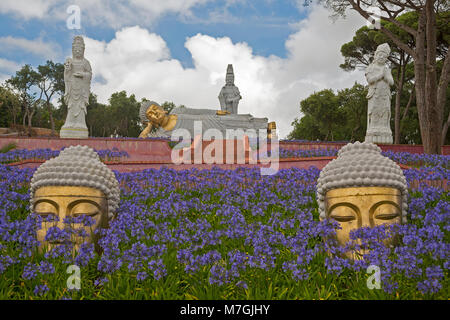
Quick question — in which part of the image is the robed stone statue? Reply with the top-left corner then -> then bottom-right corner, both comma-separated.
60,36 -> 92,139
364,43 -> 394,144
218,64 -> 242,114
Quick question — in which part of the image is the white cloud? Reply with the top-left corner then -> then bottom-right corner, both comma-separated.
0,0 -> 213,28
0,58 -> 21,74
82,4 -> 366,138
0,3 -> 367,137
0,36 -> 61,60
0,0 -> 59,19
0,73 -> 10,84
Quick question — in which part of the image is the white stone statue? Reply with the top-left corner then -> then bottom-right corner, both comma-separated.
218,64 -> 242,114
364,43 -> 394,144
60,36 -> 92,139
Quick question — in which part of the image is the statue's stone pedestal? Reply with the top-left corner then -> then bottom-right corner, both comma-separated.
365,129 -> 393,144
59,127 -> 88,139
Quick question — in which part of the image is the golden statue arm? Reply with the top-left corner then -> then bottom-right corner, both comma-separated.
139,122 -> 153,138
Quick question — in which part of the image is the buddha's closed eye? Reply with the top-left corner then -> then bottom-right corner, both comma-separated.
329,206 -> 357,222
373,203 -> 400,221
72,211 -> 99,218
37,212 -> 56,217
34,202 -> 57,219
329,214 -> 356,222
374,212 -> 399,220
71,202 -> 101,219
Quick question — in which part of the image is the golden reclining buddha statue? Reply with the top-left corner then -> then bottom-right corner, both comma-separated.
138,101 -> 276,139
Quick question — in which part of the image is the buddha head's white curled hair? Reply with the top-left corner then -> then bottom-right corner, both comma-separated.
316,141 -> 408,223
30,145 -> 120,219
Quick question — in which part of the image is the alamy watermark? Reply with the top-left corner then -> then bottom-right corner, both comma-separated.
366,6 -> 381,30
67,264 -> 81,290
366,265 -> 381,289
66,5 -> 81,30
169,121 -> 279,176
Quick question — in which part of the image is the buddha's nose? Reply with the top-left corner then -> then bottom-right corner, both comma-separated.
361,215 -> 372,228
56,209 -> 70,230
55,217 -> 63,230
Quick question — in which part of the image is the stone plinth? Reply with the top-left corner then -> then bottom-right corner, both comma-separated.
60,127 -> 89,139
365,129 -> 393,144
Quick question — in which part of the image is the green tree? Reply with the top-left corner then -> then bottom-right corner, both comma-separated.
161,101 -> 177,114
289,89 -> 345,141
321,0 -> 450,154
303,89 -> 345,141
108,91 -> 141,137
6,65 -> 42,135
35,60 -> 64,135
0,84 -> 21,127
85,94 -> 110,137
31,99 -> 51,129
289,84 -> 369,142
336,83 -> 368,142
288,114 -> 324,140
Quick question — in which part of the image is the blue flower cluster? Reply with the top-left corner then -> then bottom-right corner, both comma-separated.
278,148 -> 339,158
381,151 -> 450,168
271,148 -> 450,169
0,149 -> 448,299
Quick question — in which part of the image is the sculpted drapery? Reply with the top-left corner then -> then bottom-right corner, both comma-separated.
60,36 -> 91,138
365,43 -> 394,144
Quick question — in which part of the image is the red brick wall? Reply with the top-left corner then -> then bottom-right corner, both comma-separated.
1,137 -> 448,164
0,137 -> 173,161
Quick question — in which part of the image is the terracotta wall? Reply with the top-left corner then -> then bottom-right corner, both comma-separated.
0,137 -> 173,161
1,137 -> 448,163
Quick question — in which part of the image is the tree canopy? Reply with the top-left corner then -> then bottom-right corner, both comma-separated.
0,63 -> 185,138
319,0 -> 450,153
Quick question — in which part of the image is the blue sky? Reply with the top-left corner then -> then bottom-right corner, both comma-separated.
0,1 -> 306,67
0,0 -> 366,137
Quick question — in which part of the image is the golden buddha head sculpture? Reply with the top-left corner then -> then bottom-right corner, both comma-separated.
139,101 -> 167,127
30,145 -> 120,253
138,101 -> 179,138
316,141 -> 408,259
146,104 -> 167,126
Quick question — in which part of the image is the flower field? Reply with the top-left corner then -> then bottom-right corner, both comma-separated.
0,148 -> 448,300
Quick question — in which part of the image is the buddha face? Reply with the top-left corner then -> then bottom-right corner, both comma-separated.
325,186 -> 402,259
226,74 -> 234,85
33,186 -> 108,253
374,51 -> 388,64
146,104 -> 166,126
72,42 -> 85,59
